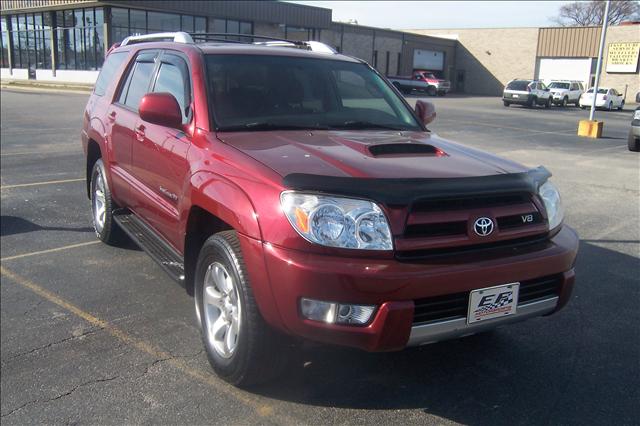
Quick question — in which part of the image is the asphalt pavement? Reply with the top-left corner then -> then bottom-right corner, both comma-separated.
1,89 -> 638,425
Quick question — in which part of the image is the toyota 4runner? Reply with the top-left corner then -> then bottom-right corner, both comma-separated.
82,32 -> 579,387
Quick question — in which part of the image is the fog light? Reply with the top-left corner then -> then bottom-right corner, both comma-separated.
300,298 -> 376,325
300,298 -> 336,323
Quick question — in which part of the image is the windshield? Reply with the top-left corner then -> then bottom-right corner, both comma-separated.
205,54 -> 421,131
506,80 -> 531,91
548,82 -> 570,89
586,88 -> 608,94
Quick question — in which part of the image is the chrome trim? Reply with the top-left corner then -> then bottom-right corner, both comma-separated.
407,297 -> 558,346
121,32 -> 194,46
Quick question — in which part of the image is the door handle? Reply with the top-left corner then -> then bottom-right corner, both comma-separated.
135,124 -> 146,142
107,111 -> 116,122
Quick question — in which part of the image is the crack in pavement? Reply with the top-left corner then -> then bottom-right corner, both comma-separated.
1,327 -> 104,364
0,376 -> 119,419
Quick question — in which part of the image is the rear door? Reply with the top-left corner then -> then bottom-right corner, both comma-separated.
108,50 -> 159,207
131,51 -> 193,248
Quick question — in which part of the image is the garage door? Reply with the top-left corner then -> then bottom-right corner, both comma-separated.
537,58 -> 593,87
413,50 -> 444,71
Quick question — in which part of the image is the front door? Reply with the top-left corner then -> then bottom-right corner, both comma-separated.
131,51 -> 193,249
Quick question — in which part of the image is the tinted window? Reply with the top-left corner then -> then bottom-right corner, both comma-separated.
206,54 -> 420,131
94,52 -> 128,96
122,61 -> 155,110
153,60 -> 190,123
506,80 -> 530,90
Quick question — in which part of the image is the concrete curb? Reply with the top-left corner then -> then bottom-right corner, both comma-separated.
1,79 -> 93,94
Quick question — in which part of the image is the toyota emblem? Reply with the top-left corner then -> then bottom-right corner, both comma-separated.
473,217 -> 494,236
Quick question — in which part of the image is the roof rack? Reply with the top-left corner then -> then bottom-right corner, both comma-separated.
121,31 -> 193,46
117,31 -> 337,54
189,33 -> 337,53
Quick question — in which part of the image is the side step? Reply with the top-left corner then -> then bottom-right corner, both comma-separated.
113,211 -> 185,283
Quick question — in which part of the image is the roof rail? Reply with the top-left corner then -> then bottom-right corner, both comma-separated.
189,33 -> 337,54
121,31 -> 194,46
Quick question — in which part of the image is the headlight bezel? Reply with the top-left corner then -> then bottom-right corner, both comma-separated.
280,191 -> 394,251
538,180 -> 564,231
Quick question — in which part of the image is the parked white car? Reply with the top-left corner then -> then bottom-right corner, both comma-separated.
579,87 -> 625,111
548,80 -> 584,107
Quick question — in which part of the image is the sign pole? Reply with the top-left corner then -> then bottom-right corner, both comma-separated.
589,0 -> 611,121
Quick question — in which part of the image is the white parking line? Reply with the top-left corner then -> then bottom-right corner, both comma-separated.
1,241 -> 101,262
0,178 -> 84,189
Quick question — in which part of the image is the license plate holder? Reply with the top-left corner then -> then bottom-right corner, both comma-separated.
467,283 -> 519,324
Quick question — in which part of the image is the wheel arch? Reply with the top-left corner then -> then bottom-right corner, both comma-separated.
86,139 -> 102,199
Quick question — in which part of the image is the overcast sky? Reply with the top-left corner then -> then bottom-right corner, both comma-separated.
289,1 -> 572,29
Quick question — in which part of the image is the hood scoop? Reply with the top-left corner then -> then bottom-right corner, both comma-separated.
368,143 -> 445,157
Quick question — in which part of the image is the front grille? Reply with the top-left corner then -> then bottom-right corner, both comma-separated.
411,193 -> 530,213
412,274 -> 562,325
405,221 -> 467,238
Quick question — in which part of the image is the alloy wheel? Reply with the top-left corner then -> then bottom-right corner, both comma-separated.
202,262 -> 242,359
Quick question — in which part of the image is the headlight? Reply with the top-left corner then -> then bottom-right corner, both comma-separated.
538,181 -> 564,230
280,192 -> 393,250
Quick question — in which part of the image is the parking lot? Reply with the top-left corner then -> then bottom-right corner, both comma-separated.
1,89 -> 638,425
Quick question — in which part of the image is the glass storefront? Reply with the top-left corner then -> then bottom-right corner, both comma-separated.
110,7 -> 207,43
1,5 -> 259,72
55,7 -> 104,70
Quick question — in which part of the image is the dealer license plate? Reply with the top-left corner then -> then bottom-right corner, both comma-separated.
467,283 -> 519,324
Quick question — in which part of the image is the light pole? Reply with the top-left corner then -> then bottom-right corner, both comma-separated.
589,0 -> 611,121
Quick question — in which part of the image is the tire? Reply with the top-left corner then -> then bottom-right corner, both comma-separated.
528,97 -> 536,108
561,97 -> 568,107
618,100 -> 624,111
402,87 -> 412,95
436,91 -> 446,97
580,105 -> 586,110
545,97 -> 551,108
195,231 -> 289,387
628,131 -> 640,152
90,159 -> 121,245
503,101 -> 510,107
427,86 -> 437,96
607,101 -> 613,111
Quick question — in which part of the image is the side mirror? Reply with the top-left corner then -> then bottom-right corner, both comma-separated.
139,92 -> 183,129
415,100 -> 436,125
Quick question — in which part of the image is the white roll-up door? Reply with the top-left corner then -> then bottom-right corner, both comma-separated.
537,58 -> 593,87
413,50 -> 444,71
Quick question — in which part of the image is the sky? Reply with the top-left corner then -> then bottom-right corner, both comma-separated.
289,1 -> 573,29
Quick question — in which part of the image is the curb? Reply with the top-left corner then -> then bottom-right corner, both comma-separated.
1,80 -> 93,94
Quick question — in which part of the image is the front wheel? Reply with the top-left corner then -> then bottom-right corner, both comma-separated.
545,97 -> 552,108
618,100 -> 624,111
607,101 -> 613,111
90,159 -> 121,245
427,86 -> 437,96
561,97 -> 568,107
195,231 -> 289,387
503,100 -> 511,107
628,131 -> 639,152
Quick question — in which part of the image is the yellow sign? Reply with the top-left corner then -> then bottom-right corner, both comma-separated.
606,42 -> 640,73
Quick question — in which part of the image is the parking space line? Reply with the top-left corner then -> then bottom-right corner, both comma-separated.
0,178 -> 84,189
0,265 -> 291,424
0,241 -> 101,262
1,150 -> 78,157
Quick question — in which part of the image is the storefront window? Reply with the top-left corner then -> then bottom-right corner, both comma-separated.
1,18 -> 9,68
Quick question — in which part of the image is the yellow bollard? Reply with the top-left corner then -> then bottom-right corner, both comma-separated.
577,120 -> 604,138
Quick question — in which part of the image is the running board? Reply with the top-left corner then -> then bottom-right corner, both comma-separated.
113,211 -> 185,283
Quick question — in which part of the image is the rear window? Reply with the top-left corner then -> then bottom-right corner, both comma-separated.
586,88 -> 608,94
94,52 -> 128,96
506,80 -> 530,91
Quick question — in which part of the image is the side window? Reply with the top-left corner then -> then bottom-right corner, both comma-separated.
152,55 -> 191,123
117,51 -> 158,111
94,52 -> 128,96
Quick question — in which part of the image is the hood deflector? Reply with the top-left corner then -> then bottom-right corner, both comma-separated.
282,166 -> 551,206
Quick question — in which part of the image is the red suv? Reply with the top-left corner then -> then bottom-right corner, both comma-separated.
82,32 -> 578,386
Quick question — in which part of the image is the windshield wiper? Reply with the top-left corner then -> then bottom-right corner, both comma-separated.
328,120 -> 404,131
218,122 -> 329,131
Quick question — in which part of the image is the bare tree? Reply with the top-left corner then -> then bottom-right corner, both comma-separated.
551,0 -> 640,26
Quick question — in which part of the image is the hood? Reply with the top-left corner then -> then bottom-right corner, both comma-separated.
216,130 -> 527,179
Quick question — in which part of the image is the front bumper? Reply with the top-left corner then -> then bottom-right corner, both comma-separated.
253,226 -> 578,351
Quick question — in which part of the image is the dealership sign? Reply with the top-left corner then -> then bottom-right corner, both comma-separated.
606,42 -> 640,73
